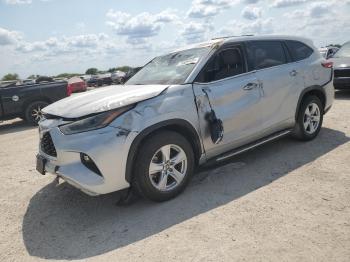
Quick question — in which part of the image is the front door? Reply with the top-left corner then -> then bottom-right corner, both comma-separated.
193,45 -> 263,158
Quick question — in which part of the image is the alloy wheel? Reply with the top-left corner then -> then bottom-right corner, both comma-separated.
148,144 -> 188,192
303,102 -> 320,134
31,106 -> 43,122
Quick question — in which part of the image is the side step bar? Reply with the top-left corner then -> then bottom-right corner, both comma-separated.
215,129 -> 292,162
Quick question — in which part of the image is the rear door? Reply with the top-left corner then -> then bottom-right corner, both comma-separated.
245,40 -> 304,131
193,44 -> 263,158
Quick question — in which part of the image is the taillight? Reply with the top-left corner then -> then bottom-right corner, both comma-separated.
322,61 -> 333,68
67,84 -> 73,96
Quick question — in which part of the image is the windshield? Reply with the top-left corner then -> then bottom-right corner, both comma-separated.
334,42 -> 350,58
127,47 -> 211,85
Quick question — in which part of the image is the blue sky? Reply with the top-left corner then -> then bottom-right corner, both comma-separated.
0,0 -> 349,78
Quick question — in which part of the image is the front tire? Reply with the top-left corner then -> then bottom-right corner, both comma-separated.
292,95 -> 323,141
24,101 -> 49,126
133,131 -> 195,202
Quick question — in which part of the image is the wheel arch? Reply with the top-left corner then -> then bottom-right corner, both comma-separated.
125,119 -> 203,183
295,85 -> 326,120
22,96 -> 52,113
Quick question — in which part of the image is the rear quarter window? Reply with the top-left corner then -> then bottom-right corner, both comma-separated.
285,40 -> 314,62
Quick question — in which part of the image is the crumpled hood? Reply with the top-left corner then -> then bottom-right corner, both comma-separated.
329,57 -> 350,68
43,84 -> 169,118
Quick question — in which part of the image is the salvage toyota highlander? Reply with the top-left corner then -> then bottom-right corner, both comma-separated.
36,35 -> 334,202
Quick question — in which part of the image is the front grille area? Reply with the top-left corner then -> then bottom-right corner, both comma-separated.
334,68 -> 350,78
41,132 -> 57,157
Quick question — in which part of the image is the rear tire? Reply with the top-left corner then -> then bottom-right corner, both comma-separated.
24,101 -> 49,126
132,131 -> 195,202
292,95 -> 323,141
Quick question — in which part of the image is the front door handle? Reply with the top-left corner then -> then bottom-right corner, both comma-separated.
243,82 -> 258,90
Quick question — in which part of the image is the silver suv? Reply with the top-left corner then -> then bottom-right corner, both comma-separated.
36,35 -> 334,202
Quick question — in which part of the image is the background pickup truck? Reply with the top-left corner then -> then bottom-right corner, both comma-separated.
0,81 -> 69,125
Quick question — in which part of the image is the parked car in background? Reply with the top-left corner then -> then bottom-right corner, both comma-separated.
97,73 -> 113,86
86,74 -> 113,87
80,75 -> 92,82
35,76 -> 55,83
1,81 -> 69,125
22,79 -> 36,85
329,41 -> 350,90
37,35 -> 333,202
111,71 -> 126,84
0,80 -> 19,88
319,47 -> 339,59
86,75 -> 98,87
67,77 -> 87,94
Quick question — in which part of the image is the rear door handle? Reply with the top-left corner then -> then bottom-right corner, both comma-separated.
243,82 -> 258,90
290,70 -> 298,77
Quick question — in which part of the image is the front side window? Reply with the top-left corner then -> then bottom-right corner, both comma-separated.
196,48 -> 245,83
246,41 -> 287,70
286,40 -> 313,61
127,47 -> 211,85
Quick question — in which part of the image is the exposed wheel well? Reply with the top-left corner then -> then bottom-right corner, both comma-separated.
22,97 -> 51,113
296,87 -> 326,120
125,119 -> 203,183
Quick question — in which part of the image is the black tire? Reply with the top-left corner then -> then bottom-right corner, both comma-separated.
292,95 -> 323,141
24,101 -> 49,126
132,131 -> 195,202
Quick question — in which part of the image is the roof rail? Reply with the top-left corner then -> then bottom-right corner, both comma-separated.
211,34 -> 254,40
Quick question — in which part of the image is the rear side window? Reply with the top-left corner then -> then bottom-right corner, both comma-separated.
285,40 -> 313,61
246,41 -> 287,70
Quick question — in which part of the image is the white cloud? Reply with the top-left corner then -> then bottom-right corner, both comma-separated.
4,0 -> 51,4
106,9 -> 178,44
285,2 -> 334,20
15,33 -> 109,55
0,27 -> 21,45
187,0 -> 237,19
271,0 -> 306,8
180,21 -> 213,44
241,6 -> 262,20
155,9 -> 179,23
218,18 -> 274,36
4,0 -> 32,4
66,33 -> 108,48
278,1 -> 350,46
242,0 -> 259,3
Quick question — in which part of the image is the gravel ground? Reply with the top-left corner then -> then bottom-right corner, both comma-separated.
0,91 -> 350,262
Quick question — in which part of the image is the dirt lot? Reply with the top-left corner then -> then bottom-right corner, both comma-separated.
0,92 -> 349,262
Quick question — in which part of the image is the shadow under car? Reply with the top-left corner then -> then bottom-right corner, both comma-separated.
22,127 -> 349,260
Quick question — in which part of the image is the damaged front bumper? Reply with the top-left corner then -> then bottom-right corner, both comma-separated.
37,120 -> 137,196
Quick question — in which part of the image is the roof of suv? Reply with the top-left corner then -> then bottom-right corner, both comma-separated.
174,35 -> 314,53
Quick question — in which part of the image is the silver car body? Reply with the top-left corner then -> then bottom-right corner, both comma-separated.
38,35 -> 334,196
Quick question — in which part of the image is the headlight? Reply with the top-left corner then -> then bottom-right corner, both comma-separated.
59,105 -> 134,135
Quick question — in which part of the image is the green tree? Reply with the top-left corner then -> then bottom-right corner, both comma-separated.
2,73 -> 19,81
116,66 -> 132,73
27,75 -> 38,79
108,68 -> 116,73
85,68 -> 98,75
